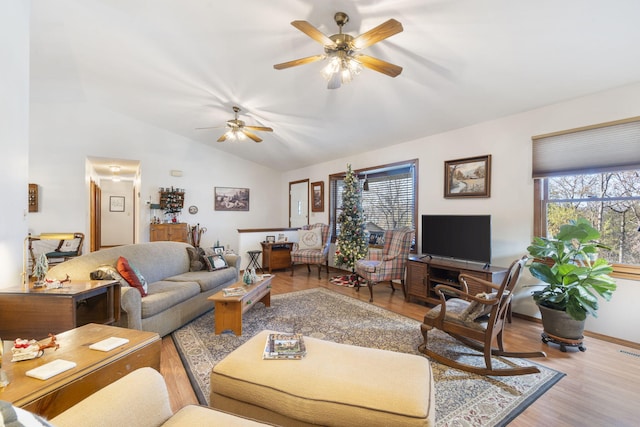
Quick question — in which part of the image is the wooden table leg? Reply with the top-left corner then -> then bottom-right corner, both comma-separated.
214,300 -> 242,335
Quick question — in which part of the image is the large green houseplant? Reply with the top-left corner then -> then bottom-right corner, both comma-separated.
526,218 -> 617,340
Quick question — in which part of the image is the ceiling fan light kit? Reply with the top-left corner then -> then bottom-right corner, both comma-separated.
274,12 -> 403,89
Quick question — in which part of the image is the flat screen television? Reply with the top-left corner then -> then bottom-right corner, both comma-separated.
421,215 -> 491,264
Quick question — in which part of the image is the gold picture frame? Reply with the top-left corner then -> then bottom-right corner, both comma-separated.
444,155 -> 491,198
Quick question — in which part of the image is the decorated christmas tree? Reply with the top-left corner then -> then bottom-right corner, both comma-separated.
334,164 -> 368,279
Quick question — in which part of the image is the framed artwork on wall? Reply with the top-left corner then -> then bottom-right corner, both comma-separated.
214,187 -> 250,211
311,181 -> 324,212
444,155 -> 491,198
109,196 -> 125,212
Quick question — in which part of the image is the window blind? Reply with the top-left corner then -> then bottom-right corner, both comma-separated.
532,117 -> 640,178
329,161 -> 417,242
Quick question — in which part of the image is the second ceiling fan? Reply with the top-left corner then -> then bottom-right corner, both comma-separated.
196,106 -> 273,143
274,12 -> 403,89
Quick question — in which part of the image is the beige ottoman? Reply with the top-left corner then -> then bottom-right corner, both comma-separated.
210,330 -> 435,427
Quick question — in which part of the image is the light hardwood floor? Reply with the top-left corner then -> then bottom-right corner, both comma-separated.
160,270 -> 639,427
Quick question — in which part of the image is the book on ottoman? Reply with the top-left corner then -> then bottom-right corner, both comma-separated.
262,333 -> 306,360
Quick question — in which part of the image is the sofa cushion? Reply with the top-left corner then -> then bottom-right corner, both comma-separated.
186,246 -> 207,271
461,291 -> 505,321
90,264 -> 128,287
167,268 -> 238,293
204,254 -> 228,271
297,228 -> 322,250
117,256 -> 147,297
141,281 -> 200,318
131,264 -> 149,294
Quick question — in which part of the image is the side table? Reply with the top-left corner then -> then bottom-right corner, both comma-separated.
0,280 -> 121,340
1,323 -> 160,419
260,242 -> 295,274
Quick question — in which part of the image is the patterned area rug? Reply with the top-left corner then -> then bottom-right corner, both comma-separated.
172,288 -> 564,426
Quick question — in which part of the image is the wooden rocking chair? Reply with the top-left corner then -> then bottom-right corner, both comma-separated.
418,256 -> 546,376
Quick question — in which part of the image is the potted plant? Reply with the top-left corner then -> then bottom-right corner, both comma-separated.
526,218 -> 617,344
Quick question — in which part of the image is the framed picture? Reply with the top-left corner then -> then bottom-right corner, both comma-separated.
214,187 -> 249,211
109,196 -> 125,212
311,181 -> 324,212
266,235 -> 275,243
277,233 -> 287,242
444,155 -> 491,198
213,246 -> 225,255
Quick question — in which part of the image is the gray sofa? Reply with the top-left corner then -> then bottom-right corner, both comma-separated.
46,241 -> 240,337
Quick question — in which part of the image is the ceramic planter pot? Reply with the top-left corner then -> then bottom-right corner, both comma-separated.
537,303 -> 586,340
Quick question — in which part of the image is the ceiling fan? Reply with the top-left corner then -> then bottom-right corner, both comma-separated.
274,12 -> 403,89
196,106 -> 273,143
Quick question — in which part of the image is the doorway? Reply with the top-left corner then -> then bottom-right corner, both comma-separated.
289,179 -> 309,228
87,157 -> 140,250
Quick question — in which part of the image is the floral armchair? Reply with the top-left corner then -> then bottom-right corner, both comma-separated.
290,223 -> 332,279
355,227 -> 414,302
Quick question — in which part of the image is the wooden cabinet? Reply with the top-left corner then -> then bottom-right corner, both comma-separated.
406,256 -> 508,305
150,223 -> 188,243
260,242 -> 294,273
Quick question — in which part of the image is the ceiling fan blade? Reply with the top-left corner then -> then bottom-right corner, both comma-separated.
291,20 -> 336,47
352,19 -> 403,50
217,133 -> 228,142
243,130 -> 263,143
355,54 -> 403,77
244,125 -> 273,132
274,54 -> 324,70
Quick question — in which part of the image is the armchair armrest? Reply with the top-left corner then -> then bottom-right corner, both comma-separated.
51,368 -> 173,427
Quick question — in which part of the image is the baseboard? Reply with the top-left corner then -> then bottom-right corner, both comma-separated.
512,312 -> 640,350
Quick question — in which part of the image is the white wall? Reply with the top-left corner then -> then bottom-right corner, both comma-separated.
280,82 -> 640,343
100,179 -> 135,246
28,101 -> 284,258
0,2 -> 30,288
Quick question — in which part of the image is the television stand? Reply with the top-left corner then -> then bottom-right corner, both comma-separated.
405,255 -> 508,305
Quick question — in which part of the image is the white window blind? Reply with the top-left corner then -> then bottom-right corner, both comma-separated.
532,117 -> 640,178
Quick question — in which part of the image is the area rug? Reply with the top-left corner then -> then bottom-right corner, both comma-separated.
172,288 -> 564,426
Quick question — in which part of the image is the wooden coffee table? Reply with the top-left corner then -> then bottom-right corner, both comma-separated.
1,323 -> 160,418
208,275 -> 273,336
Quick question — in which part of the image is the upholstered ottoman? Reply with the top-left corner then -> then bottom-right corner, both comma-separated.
210,330 -> 435,427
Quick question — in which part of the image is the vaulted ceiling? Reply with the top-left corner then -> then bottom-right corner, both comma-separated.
30,0 -> 640,171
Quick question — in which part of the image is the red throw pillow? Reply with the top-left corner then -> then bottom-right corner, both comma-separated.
116,256 -> 147,297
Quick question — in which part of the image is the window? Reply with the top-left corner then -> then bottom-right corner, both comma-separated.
329,160 -> 418,250
532,118 -> 640,279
